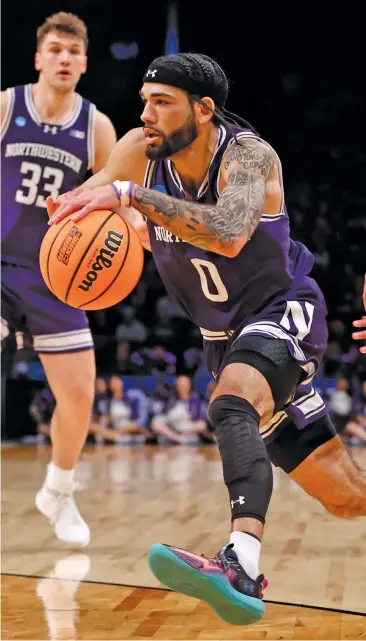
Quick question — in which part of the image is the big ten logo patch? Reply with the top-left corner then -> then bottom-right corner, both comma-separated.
57,226 -> 83,265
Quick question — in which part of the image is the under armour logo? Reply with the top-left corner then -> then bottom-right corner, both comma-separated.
231,496 -> 245,508
146,69 -> 157,78
43,125 -> 58,135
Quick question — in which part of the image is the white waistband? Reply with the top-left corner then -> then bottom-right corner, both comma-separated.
200,328 -> 234,341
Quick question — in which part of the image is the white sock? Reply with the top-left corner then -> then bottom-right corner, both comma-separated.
46,462 -> 75,494
229,531 -> 261,581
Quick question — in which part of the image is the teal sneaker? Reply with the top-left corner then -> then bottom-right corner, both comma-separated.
148,542 -> 267,626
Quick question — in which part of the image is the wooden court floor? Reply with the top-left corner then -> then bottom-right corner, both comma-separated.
2,444 -> 366,640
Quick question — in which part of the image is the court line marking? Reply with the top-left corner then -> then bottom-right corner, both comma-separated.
1,573 -> 365,616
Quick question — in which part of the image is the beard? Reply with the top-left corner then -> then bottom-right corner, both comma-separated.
145,112 -> 198,160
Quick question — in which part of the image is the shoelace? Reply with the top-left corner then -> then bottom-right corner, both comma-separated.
46,481 -> 81,524
204,544 -> 269,599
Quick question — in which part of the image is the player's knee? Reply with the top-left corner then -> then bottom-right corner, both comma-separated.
212,363 -> 274,424
208,394 -> 273,522
208,394 -> 269,482
55,368 -> 94,410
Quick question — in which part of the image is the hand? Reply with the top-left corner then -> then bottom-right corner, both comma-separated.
46,186 -> 85,219
352,316 -> 366,354
48,185 -> 121,225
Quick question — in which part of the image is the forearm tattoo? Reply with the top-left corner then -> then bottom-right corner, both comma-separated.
131,138 -> 274,255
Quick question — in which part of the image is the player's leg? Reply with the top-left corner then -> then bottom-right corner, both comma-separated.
266,414 -> 366,517
22,267 -> 95,546
35,348 -> 95,546
148,335 -> 303,625
39,349 -> 95,467
1,266 -> 23,365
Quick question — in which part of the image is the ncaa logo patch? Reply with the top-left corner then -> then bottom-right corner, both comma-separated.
153,185 -> 167,193
15,116 -> 26,127
70,129 -> 85,139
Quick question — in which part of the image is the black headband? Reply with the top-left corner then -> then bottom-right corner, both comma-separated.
142,64 -> 227,108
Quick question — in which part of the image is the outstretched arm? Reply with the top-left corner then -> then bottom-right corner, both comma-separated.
130,138 -> 274,257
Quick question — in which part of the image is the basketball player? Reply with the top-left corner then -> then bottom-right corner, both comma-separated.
1,12 -> 117,547
48,54 -> 366,623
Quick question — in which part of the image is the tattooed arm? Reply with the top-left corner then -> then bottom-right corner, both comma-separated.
131,138 -> 275,257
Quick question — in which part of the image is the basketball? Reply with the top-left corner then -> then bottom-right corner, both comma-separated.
39,210 -> 144,311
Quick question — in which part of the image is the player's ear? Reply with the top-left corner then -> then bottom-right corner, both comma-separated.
35,51 -> 41,72
194,97 -> 215,125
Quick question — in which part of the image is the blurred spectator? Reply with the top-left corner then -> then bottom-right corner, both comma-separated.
109,375 -> 148,441
329,378 -> 353,434
151,375 -> 212,444
130,346 -> 176,376
147,379 -> 173,418
89,377 -> 117,444
152,302 -> 175,344
343,381 -> 366,445
155,295 -> 188,322
29,386 -> 56,441
198,380 -> 217,444
181,347 -> 208,377
115,305 -> 148,343
115,306 -> 148,374
93,377 -> 110,419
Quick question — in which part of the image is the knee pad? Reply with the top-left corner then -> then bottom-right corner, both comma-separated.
208,394 -> 273,522
226,335 -> 303,413
208,395 -> 266,483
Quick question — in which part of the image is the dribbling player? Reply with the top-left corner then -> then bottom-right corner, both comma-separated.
49,53 -> 366,623
1,12 -> 117,546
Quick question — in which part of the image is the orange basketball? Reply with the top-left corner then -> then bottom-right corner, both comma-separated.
39,210 -> 144,311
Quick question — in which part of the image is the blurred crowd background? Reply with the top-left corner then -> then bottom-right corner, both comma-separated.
2,1 -> 365,445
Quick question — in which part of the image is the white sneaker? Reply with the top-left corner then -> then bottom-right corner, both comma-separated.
35,484 -> 90,547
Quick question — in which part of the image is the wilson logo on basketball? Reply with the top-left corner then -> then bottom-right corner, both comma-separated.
77,230 -> 124,292
57,226 -> 82,265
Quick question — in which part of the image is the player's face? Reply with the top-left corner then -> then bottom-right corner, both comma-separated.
35,32 -> 87,91
140,83 -> 198,159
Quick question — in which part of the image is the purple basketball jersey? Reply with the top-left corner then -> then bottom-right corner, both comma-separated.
144,124 -> 328,381
144,125 -> 318,333
1,84 -> 96,267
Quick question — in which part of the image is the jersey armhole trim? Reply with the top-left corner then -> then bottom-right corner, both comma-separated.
142,160 -> 155,221
87,103 -> 96,170
143,160 -> 155,188
1,88 -> 15,141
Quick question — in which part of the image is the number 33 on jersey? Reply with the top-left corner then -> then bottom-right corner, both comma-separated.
1,84 -> 95,267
